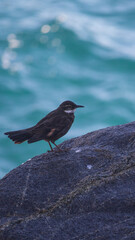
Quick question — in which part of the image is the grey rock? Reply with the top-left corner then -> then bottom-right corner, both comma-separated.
0,122 -> 135,240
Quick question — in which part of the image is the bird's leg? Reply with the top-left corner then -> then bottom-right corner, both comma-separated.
48,141 -> 54,152
51,141 -> 62,152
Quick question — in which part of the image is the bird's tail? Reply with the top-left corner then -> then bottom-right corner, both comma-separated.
4,127 -> 33,144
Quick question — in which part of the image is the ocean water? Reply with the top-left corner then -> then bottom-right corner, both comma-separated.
0,0 -> 135,178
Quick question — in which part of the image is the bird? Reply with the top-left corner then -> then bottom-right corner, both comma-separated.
4,100 -> 84,152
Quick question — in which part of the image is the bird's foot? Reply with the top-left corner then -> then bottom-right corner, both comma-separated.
62,148 -> 70,152
47,148 -> 69,153
54,148 -> 63,153
47,148 -> 62,153
47,150 -> 52,153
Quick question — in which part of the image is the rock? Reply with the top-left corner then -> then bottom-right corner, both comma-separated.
0,122 -> 135,240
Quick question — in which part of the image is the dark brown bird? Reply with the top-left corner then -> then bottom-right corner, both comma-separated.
4,100 -> 84,152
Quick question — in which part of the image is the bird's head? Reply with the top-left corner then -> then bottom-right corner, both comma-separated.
59,100 -> 84,114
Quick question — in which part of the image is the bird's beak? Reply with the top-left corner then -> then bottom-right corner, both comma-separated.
76,104 -> 84,108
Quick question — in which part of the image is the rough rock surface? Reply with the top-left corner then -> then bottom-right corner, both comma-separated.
0,122 -> 135,240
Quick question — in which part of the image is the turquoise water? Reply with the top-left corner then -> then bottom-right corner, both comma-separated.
1,0 -> 135,178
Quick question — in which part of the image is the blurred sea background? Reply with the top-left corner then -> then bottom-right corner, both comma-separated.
0,0 -> 135,178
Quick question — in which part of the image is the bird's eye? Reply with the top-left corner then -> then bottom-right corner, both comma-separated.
65,105 -> 71,109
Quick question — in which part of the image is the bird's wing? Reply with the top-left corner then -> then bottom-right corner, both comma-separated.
28,113 -> 74,143
41,113 -> 74,141
37,113 -> 72,133
35,109 -> 57,126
